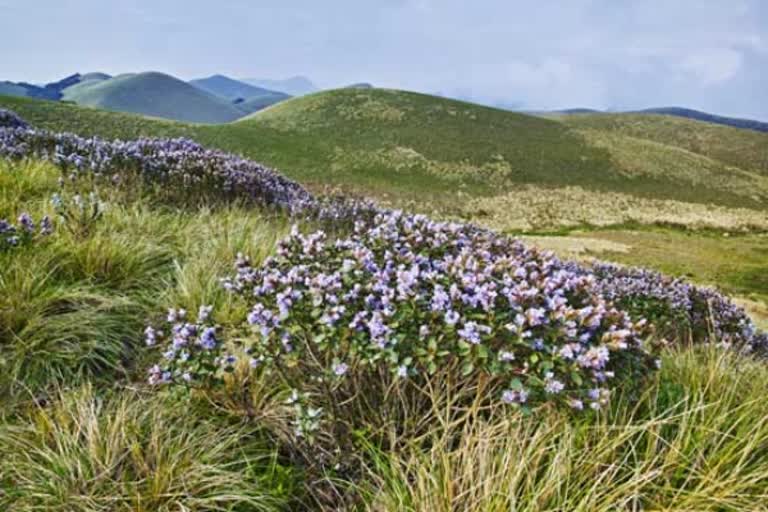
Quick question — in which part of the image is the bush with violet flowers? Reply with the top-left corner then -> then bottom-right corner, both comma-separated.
146,211 -> 663,479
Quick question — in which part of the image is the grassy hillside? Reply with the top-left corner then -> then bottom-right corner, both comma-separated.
3,88 -> 768,216
61,72 -> 245,123
562,113 -> 768,175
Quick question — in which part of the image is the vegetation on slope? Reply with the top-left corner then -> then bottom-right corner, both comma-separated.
562,113 -> 768,176
2,108 -> 768,508
3,89 -> 768,216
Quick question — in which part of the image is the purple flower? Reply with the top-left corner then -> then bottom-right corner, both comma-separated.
332,362 -> 349,376
17,213 -> 34,233
200,327 -> 217,350
444,310 -> 460,326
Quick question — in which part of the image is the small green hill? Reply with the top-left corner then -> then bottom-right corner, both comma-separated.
61,72 -> 245,123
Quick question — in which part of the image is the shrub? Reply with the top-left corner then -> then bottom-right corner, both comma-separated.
589,262 -> 768,354
0,109 -> 378,223
147,211 -> 661,489
0,109 -> 28,130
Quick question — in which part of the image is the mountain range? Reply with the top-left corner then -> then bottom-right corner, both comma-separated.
0,71 -> 296,123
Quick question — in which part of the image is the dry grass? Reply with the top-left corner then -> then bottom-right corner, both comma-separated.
362,347 -> 768,511
466,185 -> 768,232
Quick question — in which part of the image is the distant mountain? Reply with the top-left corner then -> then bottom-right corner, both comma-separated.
44,74 -> 84,94
190,74 -> 290,114
190,74 -> 281,100
1,72 -> 113,102
635,107 -> 768,133
62,72 -> 245,123
0,80 -> 59,100
556,108 -> 602,114
241,76 -> 318,96
344,82 -> 374,89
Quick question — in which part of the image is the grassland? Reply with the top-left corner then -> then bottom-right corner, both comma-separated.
4,89 -> 768,211
2,156 -> 768,510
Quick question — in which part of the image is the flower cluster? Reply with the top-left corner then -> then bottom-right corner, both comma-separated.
0,212 -> 52,251
145,305 -> 223,387
0,110 -> 377,222
175,211 -> 660,411
0,109 -> 29,130
587,263 -> 768,355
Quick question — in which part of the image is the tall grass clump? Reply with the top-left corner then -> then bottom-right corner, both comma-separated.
0,385 -> 295,511
360,347 -> 768,511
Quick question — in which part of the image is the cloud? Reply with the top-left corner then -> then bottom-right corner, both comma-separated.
0,0 -> 766,119
681,49 -> 743,85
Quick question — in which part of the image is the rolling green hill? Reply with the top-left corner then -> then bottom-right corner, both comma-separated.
60,72 -> 245,123
2,88 -> 768,219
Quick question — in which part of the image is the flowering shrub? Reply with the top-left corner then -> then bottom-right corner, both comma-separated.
588,263 -> 768,355
217,212 -> 659,409
150,210 -> 664,449
0,212 -> 52,251
0,109 -> 378,223
0,109 -> 29,130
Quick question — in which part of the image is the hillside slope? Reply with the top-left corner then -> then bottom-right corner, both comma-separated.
62,72 -> 245,123
561,113 -> 768,176
2,89 -> 768,218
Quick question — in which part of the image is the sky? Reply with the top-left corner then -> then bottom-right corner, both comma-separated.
2,0 -> 767,120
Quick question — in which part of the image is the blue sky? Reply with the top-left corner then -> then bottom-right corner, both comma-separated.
2,0 -> 767,119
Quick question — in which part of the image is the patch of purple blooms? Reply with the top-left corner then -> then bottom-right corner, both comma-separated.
587,263 -> 768,356
207,211 -> 659,409
0,212 -> 52,250
0,109 -> 29,130
148,209 -> 768,413
0,109 -> 377,222
146,305 -> 224,386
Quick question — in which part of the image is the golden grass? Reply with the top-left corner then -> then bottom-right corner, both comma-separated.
466,185 -> 768,232
579,129 -> 768,202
